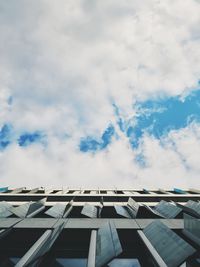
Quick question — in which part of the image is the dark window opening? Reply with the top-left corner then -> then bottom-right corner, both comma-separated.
84,191 -> 90,194
19,190 -> 31,194
0,228 -> 45,266
136,206 -> 160,219
40,229 -> 90,266
113,229 -> 157,267
4,190 -> 12,193
136,191 -> 149,195
50,190 -> 61,194
75,196 -> 101,202
100,191 -> 107,194
188,191 -> 199,194
33,206 -> 52,218
67,190 -> 75,194
101,206 -> 121,218
67,206 -> 85,218
35,190 -> 45,194
103,196 -> 129,202
115,191 -> 124,194
152,190 -> 165,194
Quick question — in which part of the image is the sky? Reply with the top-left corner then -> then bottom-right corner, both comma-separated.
0,0 -> 200,188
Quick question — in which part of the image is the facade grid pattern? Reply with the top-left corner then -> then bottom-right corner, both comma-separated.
0,187 -> 200,267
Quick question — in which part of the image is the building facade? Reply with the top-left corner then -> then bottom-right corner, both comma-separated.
0,187 -> 200,267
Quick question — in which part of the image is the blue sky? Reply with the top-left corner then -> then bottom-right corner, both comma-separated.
79,89 -> 200,152
0,0 -> 200,187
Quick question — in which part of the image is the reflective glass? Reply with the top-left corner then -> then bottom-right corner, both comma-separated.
143,220 -> 196,267
63,200 -> 74,218
15,221 -> 65,267
45,203 -> 66,218
9,258 -> 20,264
154,200 -> 182,218
183,213 -> 200,246
27,198 -> 46,216
96,221 -> 122,267
143,189 -> 149,194
143,205 -> 164,218
0,201 -> 12,218
9,202 -> 31,217
56,258 -> 87,267
107,259 -> 141,267
177,200 -> 200,217
174,188 -> 186,194
114,205 -> 131,218
186,200 -> 200,215
0,187 -> 8,193
9,198 -> 46,218
127,198 -> 139,218
81,203 -> 98,218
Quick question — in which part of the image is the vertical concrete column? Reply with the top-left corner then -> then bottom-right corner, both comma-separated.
87,230 -> 97,267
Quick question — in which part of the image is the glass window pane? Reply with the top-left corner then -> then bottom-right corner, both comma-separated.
45,203 -> 66,218
186,200 -> 200,216
81,203 -> 98,218
96,221 -> 122,267
183,213 -> 200,246
142,205 -> 163,218
114,205 -> 131,218
0,201 -> 12,218
127,198 -> 139,218
9,198 -> 46,218
56,258 -> 87,267
143,221 -> 196,267
0,228 -> 46,265
15,221 -> 65,267
9,202 -> 31,217
0,187 -> 8,193
177,200 -> 200,217
107,258 -> 141,267
154,200 -> 182,218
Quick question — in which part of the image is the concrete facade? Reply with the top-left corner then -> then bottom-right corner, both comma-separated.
0,187 -> 199,266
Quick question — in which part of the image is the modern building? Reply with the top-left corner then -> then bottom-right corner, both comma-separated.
0,187 -> 200,267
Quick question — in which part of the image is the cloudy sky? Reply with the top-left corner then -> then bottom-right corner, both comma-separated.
0,0 -> 200,188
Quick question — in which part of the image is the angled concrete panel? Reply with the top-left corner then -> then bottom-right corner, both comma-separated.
143,220 -> 195,267
81,203 -> 98,218
95,221 -> 122,267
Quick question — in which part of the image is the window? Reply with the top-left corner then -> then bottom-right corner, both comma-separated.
101,206 -> 121,218
107,258 -> 141,267
40,229 -> 91,266
100,191 -> 107,194
84,191 -> 90,194
116,230 -> 155,267
0,229 -> 46,266
141,221 -> 195,267
67,206 -> 85,218
67,191 -> 75,194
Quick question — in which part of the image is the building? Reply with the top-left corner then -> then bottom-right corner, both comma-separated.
0,187 -> 200,266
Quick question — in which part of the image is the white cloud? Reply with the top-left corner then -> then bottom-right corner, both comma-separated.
0,0 -> 200,187
1,122 -> 200,188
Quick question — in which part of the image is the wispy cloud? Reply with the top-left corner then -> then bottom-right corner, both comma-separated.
0,0 -> 200,187
115,88 -> 200,148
